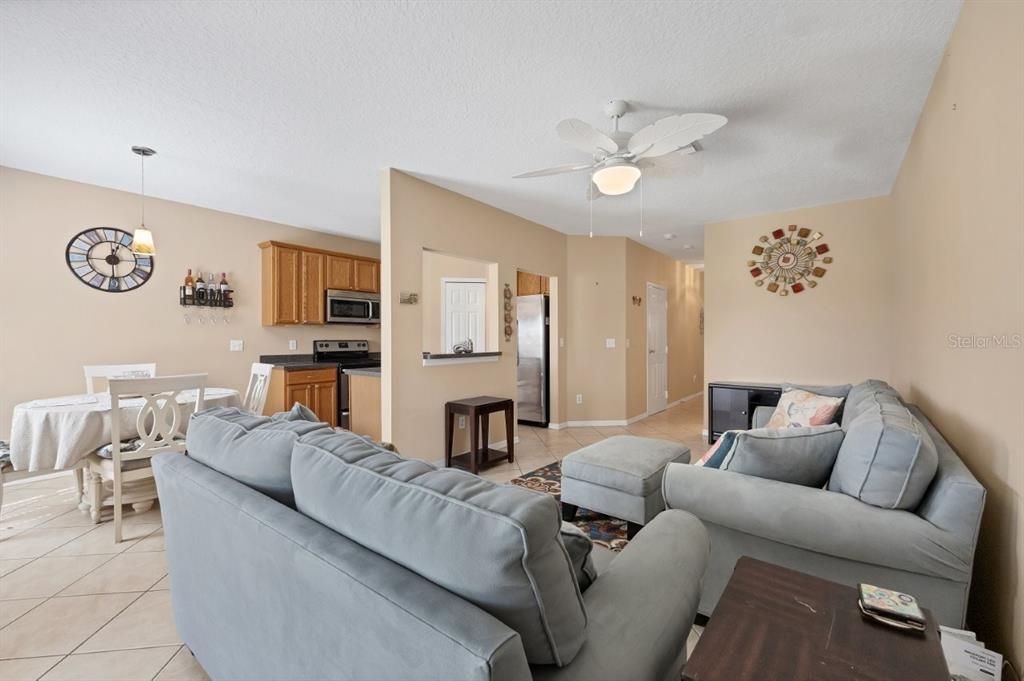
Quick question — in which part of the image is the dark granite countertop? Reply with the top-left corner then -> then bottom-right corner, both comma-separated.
343,367 -> 381,377
260,352 -> 381,371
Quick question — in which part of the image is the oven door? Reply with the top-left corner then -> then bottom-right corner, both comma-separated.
326,296 -> 371,323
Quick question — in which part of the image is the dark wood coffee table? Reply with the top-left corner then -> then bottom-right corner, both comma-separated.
684,557 -> 949,681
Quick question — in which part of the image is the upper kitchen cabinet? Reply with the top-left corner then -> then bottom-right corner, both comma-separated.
259,241 -> 380,326
354,259 -> 379,293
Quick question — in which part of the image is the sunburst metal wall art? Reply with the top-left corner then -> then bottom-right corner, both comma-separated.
747,225 -> 833,296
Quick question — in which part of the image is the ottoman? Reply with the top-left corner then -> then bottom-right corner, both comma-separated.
561,435 -> 690,539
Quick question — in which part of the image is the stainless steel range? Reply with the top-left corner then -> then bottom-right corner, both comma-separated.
311,340 -> 380,429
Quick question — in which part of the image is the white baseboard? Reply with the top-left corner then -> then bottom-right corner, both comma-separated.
548,422 -> 568,430
554,390 -> 705,429
564,419 -> 630,427
701,429 -> 708,437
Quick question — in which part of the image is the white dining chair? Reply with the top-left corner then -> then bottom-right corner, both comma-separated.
83,363 -> 157,394
242,363 -> 275,415
86,373 -> 207,542
79,363 -> 158,506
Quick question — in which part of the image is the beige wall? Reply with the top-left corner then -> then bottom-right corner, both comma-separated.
0,167 -> 379,437
625,239 -> 705,419
420,250 -> 497,354
889,0 -> 1023,666
704,195 -> 893,409
382,169 -> 567,459
565,236 -> 627,422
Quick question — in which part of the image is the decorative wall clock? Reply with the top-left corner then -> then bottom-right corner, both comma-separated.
65,227 -> 154,292
748,224 -> 833,296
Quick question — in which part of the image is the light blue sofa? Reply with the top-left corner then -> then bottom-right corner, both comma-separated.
663,380 -> 986,627
154,408 -> 710,681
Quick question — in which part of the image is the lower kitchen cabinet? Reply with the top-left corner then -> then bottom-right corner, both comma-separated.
265,367 -> 337,427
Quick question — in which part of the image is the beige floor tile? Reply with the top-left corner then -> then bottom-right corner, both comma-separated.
0,592 -> 139,659
36,510 -> 96,529
126,529 -> 165,554
594,426 -> 629,437
0,555 -> 111,600
155,647 -> 209,681
60,552 -> 166,596
0,527 -> 94,561
544,442 -> 582,458
78,591 -> 180,653
0,598 -> 45,629
514,455 -> 557,476
149,575 -> 170,591
566,428 -> 604,445
0,560 -> 31,579
121,507 -> 163,527
41,646 -> 178,681
47,524 -> 159,558
0,656 -> 63,681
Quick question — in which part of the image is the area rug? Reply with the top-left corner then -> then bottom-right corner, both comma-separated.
511,461 -> 629,552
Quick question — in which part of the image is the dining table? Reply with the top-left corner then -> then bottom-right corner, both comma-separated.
8,387 -> 241,472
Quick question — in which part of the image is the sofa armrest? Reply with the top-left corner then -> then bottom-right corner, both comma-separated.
752,406 -> 774,429
533,510 -> 708,681
662,463 -> 972,582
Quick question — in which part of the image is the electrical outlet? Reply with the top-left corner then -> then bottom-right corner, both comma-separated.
605,338 -> 615,349
458,416 -> 466,429
288,340 -> 297,351
693,373 -> 697,383
229,340 -> 244,352
559,337 -> 565,348
626,338 -> 631,349
576,394 -> 583,405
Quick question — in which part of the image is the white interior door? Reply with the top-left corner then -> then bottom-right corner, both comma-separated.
647,283 -> 668,414
443,280 -> 486,352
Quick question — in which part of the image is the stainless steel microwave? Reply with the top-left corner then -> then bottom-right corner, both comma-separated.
326,290 -> 381,324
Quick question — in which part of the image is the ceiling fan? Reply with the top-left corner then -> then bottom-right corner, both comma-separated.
514,100 -> 727,197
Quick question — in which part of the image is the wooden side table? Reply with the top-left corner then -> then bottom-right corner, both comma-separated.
444,396 -> 514,474
684,557 -> 949,681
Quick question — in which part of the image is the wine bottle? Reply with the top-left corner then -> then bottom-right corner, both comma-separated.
219,272 -> 229,292
184,269 -> 194,296
195,271 -> 206,290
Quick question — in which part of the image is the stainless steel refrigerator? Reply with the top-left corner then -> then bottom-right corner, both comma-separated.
516,294 -> 549,426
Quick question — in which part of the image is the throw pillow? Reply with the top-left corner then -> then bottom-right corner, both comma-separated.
695,430 -> 739,469
559,521 -> 597,592
767,389 -> 845,428
720,424 -> 845,487
270,402 -> 321,423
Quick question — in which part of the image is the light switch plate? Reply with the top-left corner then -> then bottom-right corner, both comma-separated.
229,340 -> 244,352
288,340 -> 297,351
576,394 -> 583,404
559,337 -> 565,348
605,338 -> 616,349
458,416 -> 466,429
626,338 -> 631,349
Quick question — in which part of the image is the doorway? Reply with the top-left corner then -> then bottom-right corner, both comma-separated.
517,270 -> 550,426
646,282 -> 668,415
442,279 -> 486,353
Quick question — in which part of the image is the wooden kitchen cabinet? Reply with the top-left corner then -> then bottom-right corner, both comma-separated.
300,251 -> 325,324
517,271 -> 549,296
353,259 -> 379,293
260,241 -> 380,326
265,367 -> 337,427
326,255 -> 354,290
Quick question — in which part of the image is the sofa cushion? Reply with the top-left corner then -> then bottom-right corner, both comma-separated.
270,402 -> 321,423
561,436 -> 690,495
559,522 -> 597,592
186,407 -> 333,506
766,389 -> 845,429
781,383 -> 853,399
720,424 -> 845,487
290,429 -> 588,667
829,399 -> 938,509
842,379 -> 902,428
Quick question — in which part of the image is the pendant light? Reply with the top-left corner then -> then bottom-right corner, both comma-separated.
130,145 -> 157,255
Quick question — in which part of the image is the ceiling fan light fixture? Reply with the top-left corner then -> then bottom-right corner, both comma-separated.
592,161 -> 641,196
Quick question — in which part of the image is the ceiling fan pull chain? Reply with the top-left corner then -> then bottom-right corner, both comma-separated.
639,174 -> 644,238
589,171 -> 596,238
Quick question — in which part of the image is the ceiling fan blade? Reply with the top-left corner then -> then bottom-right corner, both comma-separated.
638,148 -> 705,177
556,118 -> 619,155
627,113 -> 727,159
513,162 -> 596,178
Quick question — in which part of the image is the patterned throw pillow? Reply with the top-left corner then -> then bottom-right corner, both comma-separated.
766,389 -> 844,429
694,431 -> 740,468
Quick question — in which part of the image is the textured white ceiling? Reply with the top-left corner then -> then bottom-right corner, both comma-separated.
0,0 -> 960,261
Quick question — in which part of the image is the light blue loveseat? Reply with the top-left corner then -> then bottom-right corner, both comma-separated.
154,408 -> 710,681
663,380 -> 985,627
